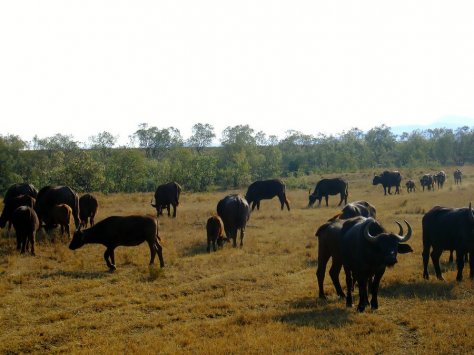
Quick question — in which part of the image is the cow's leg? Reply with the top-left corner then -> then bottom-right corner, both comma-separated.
239,228 -> 245,248
280,193 -> 290,211
66,223 -> 70,238
325,196 -> 329,207
329,259 -> 345,298
155,238 -> 165,267
251,202 -> 257,211
338,193 -> 343,206
147,239 -> 157,264
449,250 -> 454,263
16,233 -> 22,250
370,269 -> 385,310
212,238 -> 217,252
357,277 -> 369,312
206,236 -> 211,253
422,245 -> 430,279
383,187 -> 387,195
104,248 -> 116,270
30,232 -> 35,256
20,235 -> 27,254
344,266 -> 353,308
431,249 -> 444,280
455,251 -> 465,281
172,203 -> 177,218
256,201 -> 260,211
316,251 -> 330,299
166,205 -> 171,217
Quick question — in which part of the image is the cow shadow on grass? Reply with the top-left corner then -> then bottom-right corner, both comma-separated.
277,297 -> 351,328
40,270 -> 111,280
381,280 -> 456,300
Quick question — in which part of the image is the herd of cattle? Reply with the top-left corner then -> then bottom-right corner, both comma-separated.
0,167 -> 472,312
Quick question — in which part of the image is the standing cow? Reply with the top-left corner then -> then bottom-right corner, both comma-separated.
69,215 -> 165,271
341,217 -> 413,312
79,194 -> 99,228
422,203 -> 474,281
372,171 -> 401,195
0,194 -> 36,231
433,171 -> 446,189
11,206 -> 39,255
308,178 -> 348,207
35,186 -> 80,230
419,174 -> 434,191
454,169 -> 462,185
151,182 -> 182,218
405,180 -> 416,193
245,179 -> 290,211
3,183 -> 38,204
217,194 -> 250,248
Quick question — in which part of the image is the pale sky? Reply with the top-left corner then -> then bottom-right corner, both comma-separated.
1,1 -> 474,145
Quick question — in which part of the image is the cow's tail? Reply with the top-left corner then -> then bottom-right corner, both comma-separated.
175,183 -> 182,206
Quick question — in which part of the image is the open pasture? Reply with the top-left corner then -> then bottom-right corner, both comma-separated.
0,167 -> 473,354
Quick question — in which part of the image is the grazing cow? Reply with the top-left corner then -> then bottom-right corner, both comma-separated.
419,174 -> 434,191
422,203 -> 474,281
69,215 -> 165,271
217,194 -> 250,248
79,194 -> 98,228
35,186 -> 80,229
206,215 -> 227,252
316,200 -> 377,299
341,217 -> 413,312
405,180 -> 416,193
372,171 -> 401,195
151,182 -> 182,218
433,171 -> 446,189
3,183 -> 38,204
11,206 -> 39,255
44,204 -> 72,238
0,194 -> 36,231
454,169 -> 462,185
245,179 -> 290,211
308,178 -> 348,207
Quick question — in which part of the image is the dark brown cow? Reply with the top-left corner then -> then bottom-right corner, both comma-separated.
217,194 -> 250,248
454,169 -> 462,185
3,183 -> 38,203
79,194 -> 98,228
206,215 -> 227,252
0,194 -> 36,231
151,182 -> 182,218
69,215 -> 164,271
405,180 -> 416,193
11,206 -> 39,255
35,186 -> 80,229
44,204 -> 72,238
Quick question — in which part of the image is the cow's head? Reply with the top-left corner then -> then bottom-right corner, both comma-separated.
372,175 -> 381,185
308,193 -> 318,208
69,228 -> 86,250
364,219 -> 413,266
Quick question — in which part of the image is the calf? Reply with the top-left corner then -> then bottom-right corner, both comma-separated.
45,204 -> 72,238
11,206 -> 39,255
69,215 -> 165,271
405,180 -> 416,193
206,215 -> 227,252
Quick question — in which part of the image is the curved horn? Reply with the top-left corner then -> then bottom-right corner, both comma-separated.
469,202 -> 474,223
363,219 -> 379,243
397,220 -> 412,243
151,199 -> 156,208
395,221 -> 403,236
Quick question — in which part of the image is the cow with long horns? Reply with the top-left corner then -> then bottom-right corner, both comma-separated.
422,203 -> 474,281
341,217 -> 413,312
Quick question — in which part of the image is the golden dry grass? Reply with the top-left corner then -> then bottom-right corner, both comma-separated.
1,167 -> 473,354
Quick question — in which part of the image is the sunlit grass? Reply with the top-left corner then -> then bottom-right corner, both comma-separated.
0,166 -> 473,353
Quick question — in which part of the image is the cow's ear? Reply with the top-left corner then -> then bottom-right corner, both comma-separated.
398,243 -> 413,254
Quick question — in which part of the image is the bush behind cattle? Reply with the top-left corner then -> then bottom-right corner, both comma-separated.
0,168 -> 474,354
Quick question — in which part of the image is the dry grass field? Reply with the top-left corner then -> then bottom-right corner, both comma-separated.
1,167 -> 473,354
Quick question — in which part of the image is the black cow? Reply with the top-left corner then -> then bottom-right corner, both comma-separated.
341,217 -> 413,312
245,179 -> 290,211
308,178 -> 348,207
316,201 -> 376,299
217,194 -> 250,248
433,171 -> 446,189
454,169 -> 462,185
0,194 -> 36,230
3,183 -> 38,203
35,186 -> 80,229
11,206 -> 39,255
405,180 -> 416,193
79,194 -> 98,228
151,182 -> 182,218
69,215 -> 164,271
419,174 -> 434,191
422,203 -> 474,281
372,171 -> 401,195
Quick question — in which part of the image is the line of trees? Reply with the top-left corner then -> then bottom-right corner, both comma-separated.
0,124 -> 472,194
